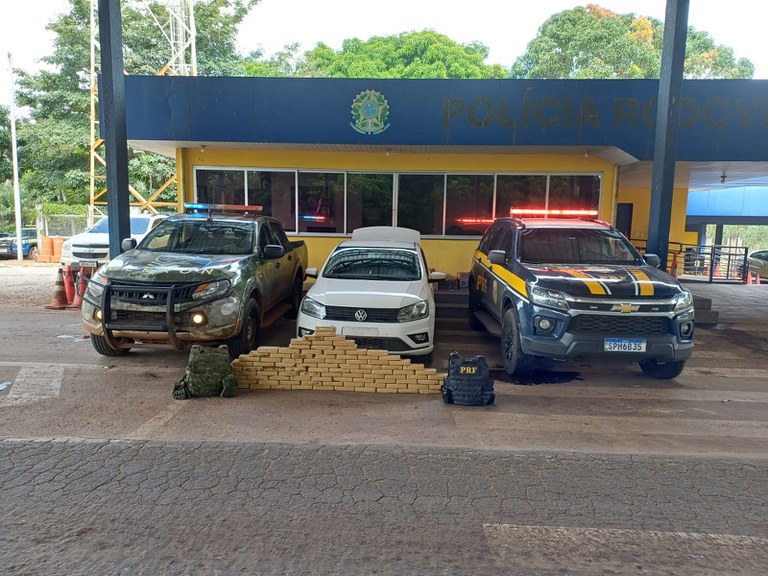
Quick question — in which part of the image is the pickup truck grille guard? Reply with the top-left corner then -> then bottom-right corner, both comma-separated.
99,280 -> 209,351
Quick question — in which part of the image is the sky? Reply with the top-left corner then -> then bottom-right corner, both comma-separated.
2,0 -> 768,109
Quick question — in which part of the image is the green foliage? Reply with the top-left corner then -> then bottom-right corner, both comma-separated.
709,225 -> 768,251
294,31 -> 508,79
1,106 -> 12,183
123,0 -> 258,76
39,202 -> 89,216
511,5 -> 755,79
243,44 -> 303,77
12,0 -> 257,211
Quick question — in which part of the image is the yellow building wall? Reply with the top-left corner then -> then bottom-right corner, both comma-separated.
617,186 -> 691,254
177,147 -> 620,277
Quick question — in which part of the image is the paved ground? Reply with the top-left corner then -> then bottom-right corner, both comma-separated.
1,261 -> 767,574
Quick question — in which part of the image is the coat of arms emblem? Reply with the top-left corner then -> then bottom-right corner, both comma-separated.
350,90 -> 391,135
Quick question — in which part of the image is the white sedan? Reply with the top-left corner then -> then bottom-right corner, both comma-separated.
297,227 -> 445,357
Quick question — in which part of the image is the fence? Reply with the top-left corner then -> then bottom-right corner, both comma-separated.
632,239 -> 749,283
38,214 -> 90,238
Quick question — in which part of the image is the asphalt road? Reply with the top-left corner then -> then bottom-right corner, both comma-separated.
1,263 -> 767,574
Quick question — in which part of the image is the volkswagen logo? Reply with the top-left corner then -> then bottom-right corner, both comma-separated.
354,309 -> 368,322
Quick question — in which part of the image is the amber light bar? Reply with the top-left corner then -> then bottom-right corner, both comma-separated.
510,208 -> 599,217
456,218 -> 494,225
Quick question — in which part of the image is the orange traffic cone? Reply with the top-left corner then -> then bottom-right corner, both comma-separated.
62,265 -> 76,304
45,268 -> 68,310
669,253 -> 679,279
69,269 -> 89,308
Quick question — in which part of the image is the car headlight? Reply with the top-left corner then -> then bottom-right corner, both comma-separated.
674,289 -> 694,313
529,286 -> 569,311
193,279 -> 231,300
62,240 -> 71,251
301,297 -> 326,319
85,271 -> 107,300
398,300 -> 429,322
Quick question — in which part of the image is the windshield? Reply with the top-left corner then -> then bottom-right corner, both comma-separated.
323,248 -> 422,281
89,217 -> 151,235
138,220 -> 254,255
520,228 -> 643,265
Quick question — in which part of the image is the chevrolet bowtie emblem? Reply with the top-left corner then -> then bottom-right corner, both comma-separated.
612,303 -> 639,313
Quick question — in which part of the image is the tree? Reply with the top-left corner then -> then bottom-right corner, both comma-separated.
511,4 -> 755,79
1,106 -> 12,183
294,30 -> 508,79
13,0 -> 259,207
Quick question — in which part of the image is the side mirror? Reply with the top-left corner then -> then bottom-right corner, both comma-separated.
263,244 -> 285,260
428,271 -> 446,283
305,267 -> 319,278
121,238 -> 137,251
644,253 -> 661,268
488,250 -> 506,265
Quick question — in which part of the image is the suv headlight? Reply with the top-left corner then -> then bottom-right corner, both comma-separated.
674,290 -> 694,313
398,300 -> 429,322
529,286 -> 569,311
193,279 -> 231,300
301,297 -> 326,319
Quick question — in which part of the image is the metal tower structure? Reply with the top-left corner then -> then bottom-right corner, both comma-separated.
89,0 -> 197,224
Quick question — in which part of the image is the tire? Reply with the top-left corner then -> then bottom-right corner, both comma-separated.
639,359 -> 686,379
467,281 -> 484,331
501,307 -> 535,377
284,276 -> 303,320
91,334 -> 130,356
226,299 -> 260,359
26,246 -> 39,261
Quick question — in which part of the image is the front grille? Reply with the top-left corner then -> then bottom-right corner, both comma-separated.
569,314 -> 671,335
108,281 -> 199,305
350,336 -> 410,352
325,306 -> 400,323
72,249 -> 109,259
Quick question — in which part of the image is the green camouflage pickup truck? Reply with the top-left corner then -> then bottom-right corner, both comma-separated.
82,206 -> 307,358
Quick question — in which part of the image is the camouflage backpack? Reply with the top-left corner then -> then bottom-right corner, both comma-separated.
173,344 -> 236,399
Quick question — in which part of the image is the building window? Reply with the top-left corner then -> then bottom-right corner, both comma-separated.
548,175 -> 601,211
194,167 -> 601,237
347,173 -> 393,230
298,172 -> 345,233
445,174 -> 494,236
397,174 -> 444,235
247,170 -> 296,232
495,175 -> 547,218
196,169 -> 245,205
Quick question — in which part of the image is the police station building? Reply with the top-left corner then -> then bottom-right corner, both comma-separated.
124,76 -> 768,275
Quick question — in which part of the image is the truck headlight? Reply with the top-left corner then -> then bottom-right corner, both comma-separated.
301,297 -> 326,319
62,239 -> 71,251
530,286 -> 569,311
193,279 -> 231,300
398,300 -> 428,322
85,271 -> 107,300
674,290 -> 694,313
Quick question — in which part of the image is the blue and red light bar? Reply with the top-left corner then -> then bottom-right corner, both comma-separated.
184,202 -> 263,213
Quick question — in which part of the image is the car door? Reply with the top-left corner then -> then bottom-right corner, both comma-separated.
257,223 -> 279,309
268,221 -> 295,299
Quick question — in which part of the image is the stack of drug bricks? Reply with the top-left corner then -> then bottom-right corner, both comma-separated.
231,326 -> 444,394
